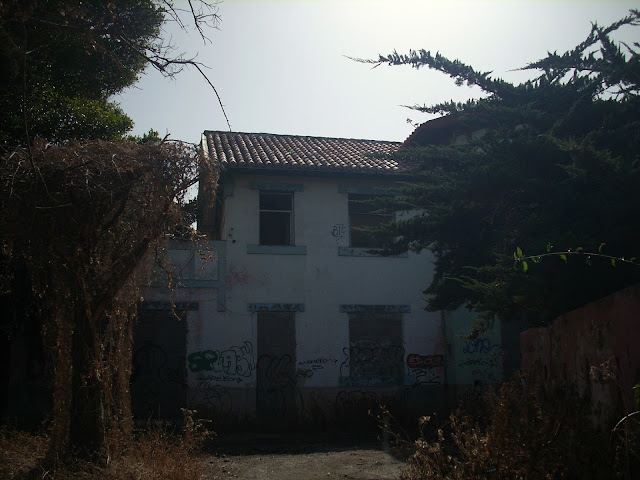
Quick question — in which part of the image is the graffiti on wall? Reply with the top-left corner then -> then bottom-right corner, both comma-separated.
131,343 -> 187,419
187,341 -> 255,378
331,224 -> 346,242
406,353 -> 444,384
196,381 -> 232,416
296,357 -> 339,379
457,357 -> 499,368
198,373 -> 243,384
457,336 -> 504,387
459,337 -> 503,372
462,337 -> 502,355
340,342 -> 405,381
256,354 -> 302,421
406,354 -> 443,369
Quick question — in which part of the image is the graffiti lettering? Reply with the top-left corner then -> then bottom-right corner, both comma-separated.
296,357 -> 339,376
257,354 -> 302,422
406,354 -> 443,369
405,353 -> 444,385
201,374 -> 243,384
196,382 -> 233,415
296,368 -> 314,378
131,343 -> 188,419
457,358 -> 498,368
412,368 -> 442,384
462,337 -> 502,355
187,341 -> 255,376
298,358 -> 339,366
331,224 -> 346,241
341,342 -> 405,381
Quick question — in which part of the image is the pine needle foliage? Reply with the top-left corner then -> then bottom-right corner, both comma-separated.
362,10 -> 640,328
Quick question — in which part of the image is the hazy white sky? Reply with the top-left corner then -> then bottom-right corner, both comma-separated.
115,0 -> 638,144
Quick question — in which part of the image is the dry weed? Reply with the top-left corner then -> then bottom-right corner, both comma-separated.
399,376 -> 612,480
0,427 -> 48,479
0,411 -> 215,480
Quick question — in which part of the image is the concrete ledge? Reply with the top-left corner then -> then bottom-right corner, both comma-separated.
339,304 -> 411,313
248,303 -> 305,312
247,244 -> 307,255
250,182 -> 303,192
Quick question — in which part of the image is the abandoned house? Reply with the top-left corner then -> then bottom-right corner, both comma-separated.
133,129 -> 510,427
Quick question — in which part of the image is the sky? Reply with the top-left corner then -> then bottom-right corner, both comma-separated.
114,0 -> 639,144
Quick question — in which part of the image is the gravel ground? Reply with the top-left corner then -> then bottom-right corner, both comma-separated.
202,432 -> 409,480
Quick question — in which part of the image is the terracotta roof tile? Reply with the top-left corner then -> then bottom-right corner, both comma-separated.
203,131 -> 405,174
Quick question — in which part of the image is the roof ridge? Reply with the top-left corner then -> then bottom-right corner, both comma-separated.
202,130 -> 401,145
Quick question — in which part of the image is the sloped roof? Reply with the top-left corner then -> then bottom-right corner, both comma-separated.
402,115 -> 459,146
202,131 -> 405,174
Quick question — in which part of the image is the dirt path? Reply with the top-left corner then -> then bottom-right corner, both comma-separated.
202,432 -> 408,480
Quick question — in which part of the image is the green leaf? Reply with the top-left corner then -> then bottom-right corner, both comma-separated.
577,247 -> 584,253
516,246 -> 523,258
599,242 -> 606,253
585,256 -> 592,266
546,242 -> 552,253
522,260 -> 528,272
611,258 -> 616,267
560,254 -> 568,263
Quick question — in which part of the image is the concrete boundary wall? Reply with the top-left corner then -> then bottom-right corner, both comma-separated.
521,283 -> 640,428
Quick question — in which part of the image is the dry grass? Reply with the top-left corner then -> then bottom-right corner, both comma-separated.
0,413 -> 215,480
0,427 -> 49,479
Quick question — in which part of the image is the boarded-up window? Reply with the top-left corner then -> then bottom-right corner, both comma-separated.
256,311 -> 298,426
348,311 -> 403,385
260,192 -> 293,245
348,194 -> 392,248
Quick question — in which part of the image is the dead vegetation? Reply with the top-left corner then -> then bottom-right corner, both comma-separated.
0,411 -> 213,480
1,139 -> 216,462
383,376 -> 639,480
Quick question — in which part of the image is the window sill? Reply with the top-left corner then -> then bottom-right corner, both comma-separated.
247,244 -> 307,255
338,247 -> 408,257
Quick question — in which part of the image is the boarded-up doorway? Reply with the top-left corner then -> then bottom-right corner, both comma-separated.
131,307 -> 188,421
256,312 -> 298,428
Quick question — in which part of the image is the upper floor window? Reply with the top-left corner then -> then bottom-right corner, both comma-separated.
259,191 -> 293,245
348,194 -> 392,248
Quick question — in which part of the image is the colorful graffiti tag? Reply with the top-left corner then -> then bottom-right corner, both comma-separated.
187,341 -> 255,377
406,354 -> 443,369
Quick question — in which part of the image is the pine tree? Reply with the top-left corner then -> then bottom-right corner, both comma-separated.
367,10 -> 640,328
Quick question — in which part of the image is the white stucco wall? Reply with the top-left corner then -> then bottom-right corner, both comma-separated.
191,174 -> 442,388
144,173 -> 449,421
139,171 -> 516,424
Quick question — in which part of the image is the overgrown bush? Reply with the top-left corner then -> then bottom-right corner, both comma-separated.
399,376 -> 615,480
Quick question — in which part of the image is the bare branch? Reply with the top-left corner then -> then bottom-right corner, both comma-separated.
117,33 -> 231,131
